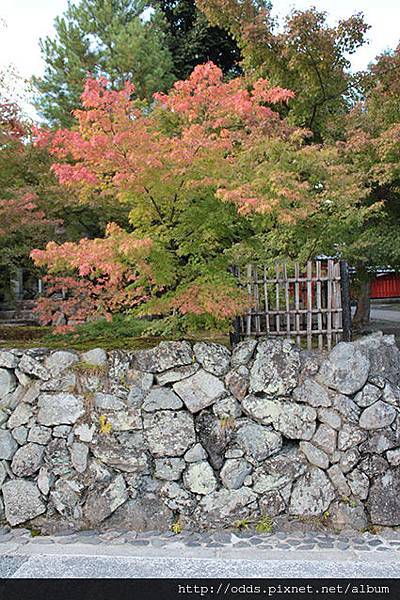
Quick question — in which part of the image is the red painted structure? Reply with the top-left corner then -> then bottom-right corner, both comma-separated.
370,273 -> 400,299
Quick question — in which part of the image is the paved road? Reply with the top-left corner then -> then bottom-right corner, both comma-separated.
1,530 -> 400,578
370,307 -> 400,322
2,553 -> 400,578
2,554 -> 400,578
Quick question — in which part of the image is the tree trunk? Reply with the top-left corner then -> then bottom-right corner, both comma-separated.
353,278 -> 371,327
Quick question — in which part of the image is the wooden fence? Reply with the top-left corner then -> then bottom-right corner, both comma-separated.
231,260 -> 351,350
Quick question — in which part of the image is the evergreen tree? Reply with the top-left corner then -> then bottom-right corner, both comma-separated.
153,0 -> 241,79
33,0 -> 175,126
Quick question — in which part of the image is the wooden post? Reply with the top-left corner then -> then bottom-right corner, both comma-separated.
246,264 -> 253,336
340,260 -> 352,342
294,263 -> 301,346
316,261 -> 323,351
275,262 -> 281,335
306,261 -> 313,350
229,265 -> 242,345
263,265 -> 270,336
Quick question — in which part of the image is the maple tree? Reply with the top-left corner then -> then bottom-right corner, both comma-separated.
196,0 -> 369,141
339,45 -> 400,325
32,63 -> 369,332
0,75 -> 129,307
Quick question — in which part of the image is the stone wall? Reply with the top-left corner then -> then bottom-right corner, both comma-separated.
0,332 -> 399,533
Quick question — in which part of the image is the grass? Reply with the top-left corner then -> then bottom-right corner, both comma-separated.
0,315 -> 230,351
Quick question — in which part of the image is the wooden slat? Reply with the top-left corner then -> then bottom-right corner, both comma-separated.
275,262 -> 281,335
306,261 -> 313,350
246,264 -> 252,336
316,261 -> 323,350
233,259 -> 346,349
263,265 -> 270,335
294,263 -> 301,345
283,263 -> 291,338
253,265 -> 261,335
334,261 -> 342,344
326,259 -> 333,351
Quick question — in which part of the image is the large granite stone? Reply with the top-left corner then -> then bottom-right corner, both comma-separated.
154,457 -> 186,481
50,478 -> 83,518
354,383 -> 382,408
106,496 -> 173,531
355,333 -> 400,385
0,368 -> 16,399
11,443 -> 44,477
0,429 -> 18,460
316,342 -> 370,394
81,348 -> 108,366
70,442 -> 89,473
173,369 -> 226,413
91,441 -> 150,473
236,421 -> 282,463
143,410 -> 195,457
0,351 -> 18,369
160,481 -> 196,514
84,474 -> 128,525
142,387 -> 183,412
330,501 -> 368,530
183,461 -> 218,495
359,401 -> 397,430
18,355 -> 50,381
44,351 -> 79,376
133,341 -> 193,373
311,424 -> 337,455
193,342 -> 231,377
271,401 -> 317,441
289,467 -> 335,516
259,490 -> 286,517
293,379 -> 331,407
327,464 -> 351,496
2,479 -> 46,526
347,468 -> 370,500
220,458 -> 252,490
252,446 -> 307,494
37,393 -> 85,426
196,412 -> 233,469
194,487 -> 258,528
7,403 -> 32,429
225,367 -> 249,401
367,468 -> 400,526
231,339 -> 257,367
337,424 -> 367,452
155,364 -> 199,386
250,339 -> 300,396
299,441 -> 329,470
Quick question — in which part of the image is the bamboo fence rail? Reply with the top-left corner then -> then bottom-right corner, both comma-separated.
232,259 -> 351,350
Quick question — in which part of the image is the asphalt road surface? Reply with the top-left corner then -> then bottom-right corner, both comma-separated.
5,555 -> 400,578
1,539 -> 400,578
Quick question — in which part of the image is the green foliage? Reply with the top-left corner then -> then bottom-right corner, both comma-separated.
72,361 -> 108,376
234,518 -> 250,530
99,414 -> 112,434
171,519 -> 183,534
197,1 -> 369,141
219,416 -> 236,430
155,0 -> 241,80
30,528 -> 42,537
46,315 -> 150,343
33,0 -> 175,126
255,516 -> 273,534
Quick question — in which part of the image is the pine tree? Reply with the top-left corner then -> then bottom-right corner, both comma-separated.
33,0 -> 175,126
154,0 -> 241,80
